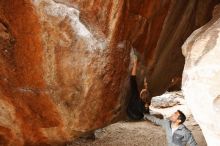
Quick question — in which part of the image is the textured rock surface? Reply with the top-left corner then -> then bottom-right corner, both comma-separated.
151,91 -> 184,108
51,0 -> 220,97
182,4 -> 220,146
0,0 -> 220,145
146,0 -> 220,96
0,0 -> 129,145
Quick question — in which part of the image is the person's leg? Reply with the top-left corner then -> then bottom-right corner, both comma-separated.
127,56 -> 144,120
131,55 -> 137,76
130,56 -> 138,94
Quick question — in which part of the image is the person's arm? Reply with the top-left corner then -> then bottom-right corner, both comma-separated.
186,132 -> 197,146
131,56 -> 137,76
143,114 -> 166,127
140,89 -> 147,98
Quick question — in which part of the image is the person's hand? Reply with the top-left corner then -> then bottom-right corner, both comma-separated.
143,106 -> 150,114
140,89 -> 147,97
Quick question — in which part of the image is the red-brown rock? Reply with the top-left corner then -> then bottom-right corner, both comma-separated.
0,0 -> 220,145
0,0 -> 129,145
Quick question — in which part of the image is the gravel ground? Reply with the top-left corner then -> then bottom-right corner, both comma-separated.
68,104 -> 206,146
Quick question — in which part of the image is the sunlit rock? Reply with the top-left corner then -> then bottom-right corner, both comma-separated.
182,4 -> 220,146
0,0 -> 129,145
0,0 -> 220,145
151,91 -> 184,108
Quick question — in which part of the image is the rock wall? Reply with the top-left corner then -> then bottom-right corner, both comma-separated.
146,0 -> 220,96
0,0 -> 130,145
182,4 -> 220,146
0,0 -> 220,145
51,0 -> 220,96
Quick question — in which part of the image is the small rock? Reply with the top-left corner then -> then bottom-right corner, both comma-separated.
151,91 -> 184,108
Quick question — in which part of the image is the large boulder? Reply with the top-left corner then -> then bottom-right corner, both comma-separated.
0,0 -> 220,145
182,4 -> 220,146
0,0 -> 130,145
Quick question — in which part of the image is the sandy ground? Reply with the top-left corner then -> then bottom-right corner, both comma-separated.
69,105 -> 207,146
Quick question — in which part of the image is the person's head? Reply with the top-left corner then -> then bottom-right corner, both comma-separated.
170,110 -> 186,125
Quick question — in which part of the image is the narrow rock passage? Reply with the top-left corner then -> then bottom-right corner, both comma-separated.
69,104 -> 206,146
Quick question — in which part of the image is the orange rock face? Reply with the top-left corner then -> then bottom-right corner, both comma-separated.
0,0 -> 129,145
0,0 -> 219,145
